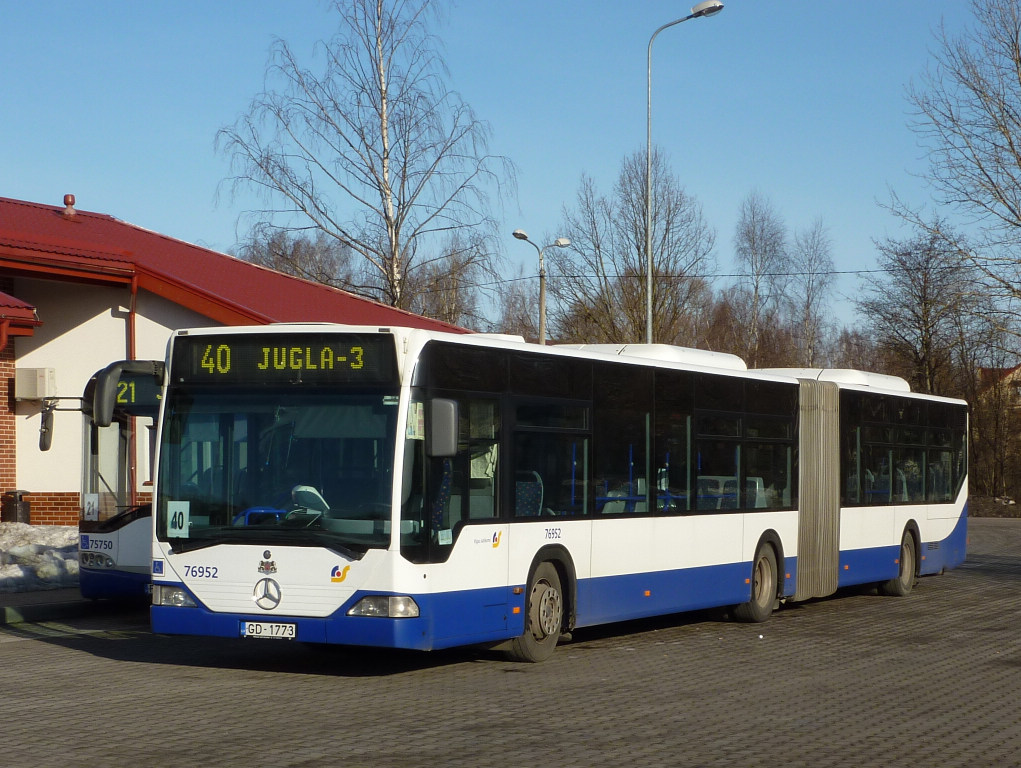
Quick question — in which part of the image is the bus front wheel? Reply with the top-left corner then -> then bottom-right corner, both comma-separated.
733,544 -> 777,623
508,562 -> 563,663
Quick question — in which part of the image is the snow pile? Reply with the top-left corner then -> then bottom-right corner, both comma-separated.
0,523 -> 79,592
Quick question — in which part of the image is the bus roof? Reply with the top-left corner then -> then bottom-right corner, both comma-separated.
557,343 -> 747,371
759,368 -> 912,392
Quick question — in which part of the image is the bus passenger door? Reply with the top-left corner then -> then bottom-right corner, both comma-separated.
507,423 -> 590,630
427,398 -> 511,644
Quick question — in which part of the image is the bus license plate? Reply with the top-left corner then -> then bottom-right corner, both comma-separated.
241,621 -> 296,640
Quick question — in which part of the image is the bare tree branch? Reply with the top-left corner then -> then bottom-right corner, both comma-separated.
217,0 -> 514,319
545,149 -> 716,344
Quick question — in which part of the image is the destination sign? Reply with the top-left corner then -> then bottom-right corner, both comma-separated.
171,333 -> 397,385
82,365 -> 163,420
115,370 -> 162,416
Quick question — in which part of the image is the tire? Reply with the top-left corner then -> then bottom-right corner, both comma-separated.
507,562 -> 564,662
879,531 -> 916,597
733,544 -> 777,623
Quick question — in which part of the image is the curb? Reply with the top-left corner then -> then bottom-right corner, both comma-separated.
0,598 -> 95,627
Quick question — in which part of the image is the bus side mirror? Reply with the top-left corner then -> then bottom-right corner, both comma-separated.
426,398 -> 458,458
39,406 -> 54,452
93,360 -> 165,427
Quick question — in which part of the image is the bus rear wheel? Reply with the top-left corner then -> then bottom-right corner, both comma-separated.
508,562 -> 563,663
733,544 -> 777,623
879,531 -> 916,597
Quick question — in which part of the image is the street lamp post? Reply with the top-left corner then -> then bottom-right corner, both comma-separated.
512,229 -> 571,345
646,0 -> 723,344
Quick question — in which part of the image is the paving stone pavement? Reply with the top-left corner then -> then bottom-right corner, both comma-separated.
0,517 -> 1018,768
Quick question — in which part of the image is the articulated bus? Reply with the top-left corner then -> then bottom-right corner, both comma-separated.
78,367 -> 160,599
93,325 -> 968,661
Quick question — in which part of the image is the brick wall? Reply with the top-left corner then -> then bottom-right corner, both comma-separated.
21,492 -> 155,528
0,317 -> 17,501
18,491 -> 78,526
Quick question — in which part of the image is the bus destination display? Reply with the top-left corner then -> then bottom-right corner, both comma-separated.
172,334 -> 397,385
115,370 -> 162,416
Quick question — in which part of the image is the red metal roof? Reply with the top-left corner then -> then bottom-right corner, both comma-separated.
0,195 -> 465,332
0,289 -> 41,330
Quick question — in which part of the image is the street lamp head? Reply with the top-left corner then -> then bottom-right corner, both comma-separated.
691,0 -> 723,18
553,238 -> 571,248
512,229 -> 529,241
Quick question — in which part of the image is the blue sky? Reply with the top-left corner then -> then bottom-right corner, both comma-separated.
1,1 -> 974,327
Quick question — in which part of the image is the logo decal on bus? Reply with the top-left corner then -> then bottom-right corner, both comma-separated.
473,531 -> 502,547
258,560 -> 277,574
253,578 -> 282,610
331,565 -> 351,583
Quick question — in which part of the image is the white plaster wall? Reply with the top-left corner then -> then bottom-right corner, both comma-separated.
129,292 -> 220,488
134,291 -> 217,359
13,280 -> 219,493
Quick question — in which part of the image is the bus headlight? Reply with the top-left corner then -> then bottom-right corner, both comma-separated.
80,552 -> 116,569
152,585 -> 197,608
347,595 -> 420,618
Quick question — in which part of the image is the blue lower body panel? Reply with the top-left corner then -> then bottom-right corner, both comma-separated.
838,508 -> 968,589
151,559 -> 784,649
151,585 -> 523,651
838,544 -> 902,587
79,568 -> 150,600
576,560 -> 754,627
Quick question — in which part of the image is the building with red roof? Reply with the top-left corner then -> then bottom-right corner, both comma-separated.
0,194 -> 464,525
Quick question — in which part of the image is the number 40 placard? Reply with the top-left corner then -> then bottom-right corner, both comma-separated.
167,501 -> 191,538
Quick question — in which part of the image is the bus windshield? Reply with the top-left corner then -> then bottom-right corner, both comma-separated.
156,387 -> 401,554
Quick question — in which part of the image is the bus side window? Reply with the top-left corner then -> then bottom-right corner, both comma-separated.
469,440 -> 498,519
425,398 -> 500,545
593,363 -> 651,516
466,401 -> 499,520
510,431 -> 588,517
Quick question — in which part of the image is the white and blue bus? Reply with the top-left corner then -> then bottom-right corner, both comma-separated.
78,366 -> 160,600
93,325 -> 968,660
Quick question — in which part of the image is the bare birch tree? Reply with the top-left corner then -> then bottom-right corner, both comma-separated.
733,191 -> 789,367
218,0 -> 511,317
787,218 -> 835,366
831,328 -> 881,371
496,266 -> 541,341
406,234 -> 489,328
546,150 -> 716,344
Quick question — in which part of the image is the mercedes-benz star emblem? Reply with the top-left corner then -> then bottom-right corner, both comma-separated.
253,578 -> 282,610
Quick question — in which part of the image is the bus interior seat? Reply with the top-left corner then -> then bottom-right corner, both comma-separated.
746,477 -> 767,508
633,478 -> 647,514
200,465 -> 224,497
515,471 -> 543,516
430,458 -> 453,532
601,490 -> 627,515
721,479 -> 738,509
696,477 -> 717,510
